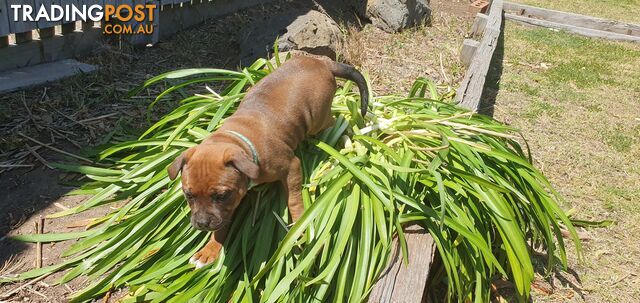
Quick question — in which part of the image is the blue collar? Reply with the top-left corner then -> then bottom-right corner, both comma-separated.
225,130 -> 259,166
226,130 -> 259,189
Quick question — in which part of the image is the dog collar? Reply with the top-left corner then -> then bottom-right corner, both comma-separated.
225,130 -> 259,165
226,130 -> 259,189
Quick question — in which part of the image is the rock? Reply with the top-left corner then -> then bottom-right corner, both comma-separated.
366,0 -> 432,32
280,10 -> 343,59
268,50 -> 303,66
240,9 -> 343,62
268,50 -> 335,67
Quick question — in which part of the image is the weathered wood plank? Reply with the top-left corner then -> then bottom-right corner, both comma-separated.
460,39 -> 480,68
505,13 -> 640,43
6,0 -> 38,34
148,0 -> 160,44
470,13 -> 488,38
153,0 -> 275,44
79,0 -> 103,5
504,1 -> 640,37
456,0 -> 503,111
368,226 -> 436,303
34,0 -> 58,30
0,0 -> 11,36
0,58 -> 97,93
60,0 -> 80,25
127,0 -> 157,46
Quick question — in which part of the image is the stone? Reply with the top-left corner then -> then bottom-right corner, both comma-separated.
240,9 -> 343,62
366,0 -> 432,32
268,50 -> 335,67
0,59 -> 97,94
268,50 -> 303,66
279,10 -> 343,59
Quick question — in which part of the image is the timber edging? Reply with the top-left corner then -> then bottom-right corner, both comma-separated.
455,0 -> 504,113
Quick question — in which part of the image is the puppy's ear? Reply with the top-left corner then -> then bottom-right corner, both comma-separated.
168,148 -> 194,180
226,148 -> 260,180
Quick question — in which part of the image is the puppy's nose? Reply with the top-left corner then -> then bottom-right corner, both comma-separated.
191,215 -> 221,231
192,217 -> 211,230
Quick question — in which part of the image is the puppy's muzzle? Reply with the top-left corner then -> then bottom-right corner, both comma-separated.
191,213 -> 226,231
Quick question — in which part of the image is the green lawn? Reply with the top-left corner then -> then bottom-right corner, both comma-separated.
513,0 -> 640,24
492,21 -> 640,302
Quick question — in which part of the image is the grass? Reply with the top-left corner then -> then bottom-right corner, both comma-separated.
512,0 -> 640,24
522,100 -> 562,121
340,6 -> 471,95
493,21 -> 640,302
602,124 -> 636,153
0,54 -> 581,302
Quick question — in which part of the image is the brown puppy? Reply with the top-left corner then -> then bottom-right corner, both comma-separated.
167,56 -> 369,268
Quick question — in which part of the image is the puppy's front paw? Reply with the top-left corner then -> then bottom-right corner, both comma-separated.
189,247 -> 219,269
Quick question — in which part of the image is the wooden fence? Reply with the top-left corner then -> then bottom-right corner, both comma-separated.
0,0 -> 274,72
504,1 -> 640,43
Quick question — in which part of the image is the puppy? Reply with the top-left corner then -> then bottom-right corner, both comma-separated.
167,56 -> 369,268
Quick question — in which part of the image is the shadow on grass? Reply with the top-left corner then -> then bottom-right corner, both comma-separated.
478,13 -> 505,117
532,251 -> 585,300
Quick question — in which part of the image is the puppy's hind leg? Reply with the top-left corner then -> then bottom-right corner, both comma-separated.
320,115 -> 336,132
283,156 -> 305,222
309,109 -> 336,135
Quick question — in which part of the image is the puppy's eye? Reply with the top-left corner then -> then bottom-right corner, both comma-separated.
212,191 -> 231,202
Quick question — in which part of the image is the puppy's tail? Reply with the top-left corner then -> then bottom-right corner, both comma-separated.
326,61 -> 370,117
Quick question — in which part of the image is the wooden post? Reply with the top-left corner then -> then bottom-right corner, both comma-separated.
461,39 -> 480,68
470,13 -> 489,37
62,22 -> 76,35
39,27 -> 56,39
81,21 -> 94,31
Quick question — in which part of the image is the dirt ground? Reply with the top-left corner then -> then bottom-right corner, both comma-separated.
0,1 -> 473,302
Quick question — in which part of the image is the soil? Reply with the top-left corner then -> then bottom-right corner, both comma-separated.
0,0 -> 473,302
0,171 -> 118,302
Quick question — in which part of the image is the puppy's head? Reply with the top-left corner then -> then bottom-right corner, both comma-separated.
167,143 -> 259,231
